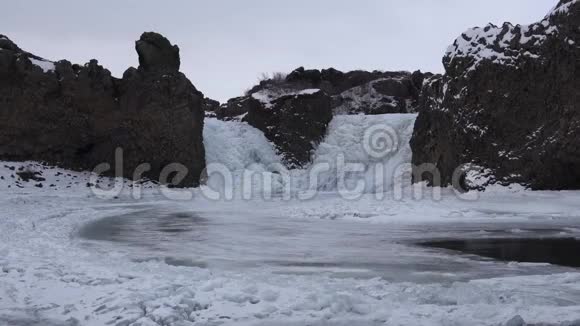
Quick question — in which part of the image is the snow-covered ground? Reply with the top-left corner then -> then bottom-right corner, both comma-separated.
2,114 -> 580,325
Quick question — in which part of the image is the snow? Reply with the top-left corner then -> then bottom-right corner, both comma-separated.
445,22 -> 551,72
546,0 -> 580,18
298,88 -> 320,95
251,88 -> 321,108
2,113 -> 580,325
251,91 -> 276,109
29,57 -> 55,73
2,164 -> 580,325
333,79 -> 402,115
444,0 -> 577,73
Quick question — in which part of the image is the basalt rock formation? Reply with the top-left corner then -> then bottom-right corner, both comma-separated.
244,89 -> 333,168
209,68 -> 429,121
0,32 -> 206,187
411,0 -> 580,190
284,67 -> 427,115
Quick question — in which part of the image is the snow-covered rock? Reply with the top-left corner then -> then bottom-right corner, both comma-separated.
411,0 -> 580,190
243,89 -> 333,168
333,76 -> 419,115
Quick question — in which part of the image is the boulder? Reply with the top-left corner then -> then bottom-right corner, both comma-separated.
411,0 -> 580,190
0,32 -> 206,187
203,97 -> 220,117
214,96 -> 262,121
135,32 -> 180,72
333,72 -> 426,115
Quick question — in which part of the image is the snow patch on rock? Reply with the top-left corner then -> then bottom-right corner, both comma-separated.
251,88 -> 321,109
29,57 -> 55,73
444,0 -> 578,73
333,79 -> 401,115
546,0 -> 580,18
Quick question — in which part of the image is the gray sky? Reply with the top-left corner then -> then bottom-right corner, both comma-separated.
2,0 -> 555,102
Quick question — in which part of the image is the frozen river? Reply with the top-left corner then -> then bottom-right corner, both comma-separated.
78,206 -> 580,283
3,185 -> 580,325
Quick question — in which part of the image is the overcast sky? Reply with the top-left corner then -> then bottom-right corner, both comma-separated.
2,1 -> 555,102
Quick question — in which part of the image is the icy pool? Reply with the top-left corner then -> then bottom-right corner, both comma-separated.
78,207 -> 580,283
421,238 -> 580,268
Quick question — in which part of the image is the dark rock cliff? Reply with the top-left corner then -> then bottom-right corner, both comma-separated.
211,67 -> 427,120
0,32 -> 206,187
411,0 -> 580,190
244,89 -> 333,168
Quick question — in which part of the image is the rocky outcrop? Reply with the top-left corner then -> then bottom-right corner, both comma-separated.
0,32 -> 206,187
212,96 -> 261,121
203,97 -> 221,117
331,74 -> 424,115
411,0 -> 580,190
136,32 -> 180,72
290,67 -> 428,115
214,68 -> 428,121
244,89 -> 332,167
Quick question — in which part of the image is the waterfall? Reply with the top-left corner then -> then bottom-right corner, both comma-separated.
202,114 -> 416,199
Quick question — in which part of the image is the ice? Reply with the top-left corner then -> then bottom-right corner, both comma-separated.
203,117 -> 287,198
204,118 -> 280,171
299,113 -> 415,194
2,180 -> 580,325
202,113 -> 416,198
